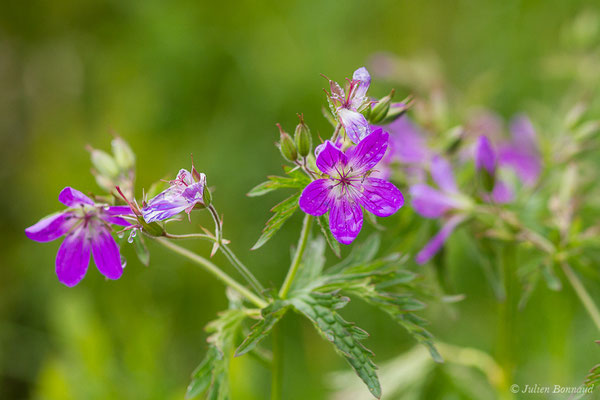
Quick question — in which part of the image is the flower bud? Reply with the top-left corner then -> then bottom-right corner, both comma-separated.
369,89 -> 395,124
111,136 -> 136,171
276,123 -> 297,162
379,101 -> 410,125
203,184 -> 212,207
90,148 -> 120,178
294,114 -> 312,158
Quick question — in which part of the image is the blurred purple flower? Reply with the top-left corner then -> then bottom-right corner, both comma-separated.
299,128 -> 404,245
410,156 -> 470,264
25,187 -> 133,287
498,114 -> 541,186
475,135 -> 514,204
142,168 -> 207,223
475,135 -> 496,174
326,67 -> 372,143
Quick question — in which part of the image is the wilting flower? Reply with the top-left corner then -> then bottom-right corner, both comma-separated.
25,187 -> 133,287
326,67 -> 372,143
299,128 -> 404,245
410,156 -> 471,264
142,167 -> 208,223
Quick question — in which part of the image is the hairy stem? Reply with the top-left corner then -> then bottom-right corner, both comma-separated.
279,214 -> 313,298
561,262 -> 600,333
331,122 -> 342,142
152,236 -> 267,308
207,204 -> 265,294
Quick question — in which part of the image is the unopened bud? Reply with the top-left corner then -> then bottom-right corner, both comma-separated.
137,216 -> 165,237
379,101 -> 411,125
294,114 -> 312,158
112,137 -> 136,170
369,89 -> 395,124
90,148 -> 119,178
276,123 -> 297,162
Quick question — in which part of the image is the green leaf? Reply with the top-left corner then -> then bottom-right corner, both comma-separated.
290,292 -> 381,398
132,233 -> 150,266
317,215 -> 341,257
251,192 -> 301,250
235,300 -> 289,357
247,168 -> 310,197
186,310 -> 246,400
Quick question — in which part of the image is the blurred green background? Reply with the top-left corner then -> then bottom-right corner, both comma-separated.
2,0 -> 600,399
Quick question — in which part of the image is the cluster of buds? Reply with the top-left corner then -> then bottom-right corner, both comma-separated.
276,114 -> 313,162
88,136 -> 136,200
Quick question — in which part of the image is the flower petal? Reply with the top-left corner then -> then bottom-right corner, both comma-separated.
182,180 -> 205,205
356,177 -> 404,217
338,108 -> 370,144
491,179 -> 514,204
498,147 -> 541,187
430,156 -> 458,194
509,114 -> 537,154
346,127 -> 389,175
416,215 -> 465,264
55,225 -> 91,287
25,212 -> 76,242
91,225 -> 123,280
475,135 -> 496,174
351,66 -> 371,101
58,187 -> 95,207
386,116 -> 429,163
176,169 -> 194,185
101,206 -> 134,226
410,184 -> 459,218
328,198 -> 363,245
316,141 -> 347,176
299,179 -> 333,216
142,186 -> 189,223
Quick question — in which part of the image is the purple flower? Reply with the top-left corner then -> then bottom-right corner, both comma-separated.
475,135 -> 496,175
327,67 -> 372,143
25,187 -> 133,287
474,135 -> 514,204
409,156 -> 470,264
498,114 -> 541,186
142,168 -> 207,223
299,128 -> 404,245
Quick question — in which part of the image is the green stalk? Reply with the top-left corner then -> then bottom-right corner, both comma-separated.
271,324 -> 283,400
207,204 -> 265,294
279,214 -> 313,298
152,237 -> 267,308
561,262 -> 600,333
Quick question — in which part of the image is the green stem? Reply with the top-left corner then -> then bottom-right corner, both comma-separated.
152,237 -> 267,308
207,204 -> 265,294
164,233 -> 214,242
561,262 -> 600,333
279,214 -> 313,298
331,123 -> 342,142
271,324 -> 283,400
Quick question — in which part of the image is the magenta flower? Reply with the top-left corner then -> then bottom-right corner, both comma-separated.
142,168 -> 207,223
327,67 -> 372,143
409,156 -> 471,264
499,114 -> 541,186
299,128 -> 404,245
25,187 -> 133,287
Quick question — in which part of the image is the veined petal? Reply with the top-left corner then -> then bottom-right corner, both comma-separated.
416,215 -> 465,264
328,198 -> 363,245
299,179 -> 333,216
475,135 -> 496,174
91,224 -> 123,280
176,169 -> 194,186
101,206 -> 134,226
182,180 -> 205,205
58,187 -> 94,207
351,66 -> 371,101
410,184 -> 459,218
430,156 -> 458,194
346,127 -> 389,175
338,108 -> 369,143
25,212 -> 77,242
316,141 -> 347,176
142,185 -> 189,223
356,177 -> 404,217
56,225 -> 91,287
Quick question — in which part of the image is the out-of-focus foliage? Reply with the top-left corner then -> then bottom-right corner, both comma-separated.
3,0 -> 600,399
